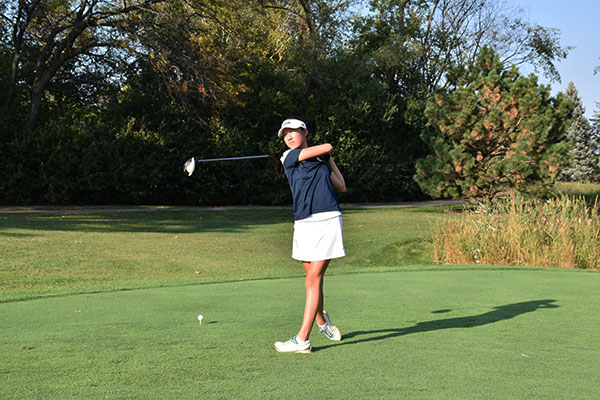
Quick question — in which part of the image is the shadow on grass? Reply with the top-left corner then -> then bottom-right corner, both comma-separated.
314,299 -> 558,352
0,209 -> 292,235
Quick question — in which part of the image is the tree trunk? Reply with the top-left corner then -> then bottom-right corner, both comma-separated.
23,87 -> 43,137
22,64 -> 56,137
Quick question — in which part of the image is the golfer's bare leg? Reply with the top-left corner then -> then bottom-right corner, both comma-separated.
297,260 -> 329,341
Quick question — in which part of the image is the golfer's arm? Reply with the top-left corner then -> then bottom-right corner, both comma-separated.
328,158 -> 346,193
298,143 -> 332,161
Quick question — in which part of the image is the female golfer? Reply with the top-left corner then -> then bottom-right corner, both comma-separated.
273,118 -> 346,353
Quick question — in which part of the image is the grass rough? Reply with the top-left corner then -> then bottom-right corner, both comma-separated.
433,194 -> 600,269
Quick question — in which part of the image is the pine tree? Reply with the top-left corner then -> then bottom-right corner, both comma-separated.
560,83 -> 598,182
591,103 -> 600,182
415,47 -> 572,201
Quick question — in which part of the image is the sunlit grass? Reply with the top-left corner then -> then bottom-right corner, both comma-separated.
433,194 -> 600,269
2,269 -> 599,399
0,207 -> 446,302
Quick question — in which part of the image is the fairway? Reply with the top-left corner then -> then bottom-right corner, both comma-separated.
1,268 -> 599,399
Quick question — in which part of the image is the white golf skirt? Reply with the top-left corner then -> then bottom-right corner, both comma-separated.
292,211 -> 345,261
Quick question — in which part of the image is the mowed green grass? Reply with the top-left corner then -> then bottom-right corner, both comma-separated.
0,207 -> 441,302
554,181 -> 600,203
1,206 -> 599,399
1,269 -> 599,399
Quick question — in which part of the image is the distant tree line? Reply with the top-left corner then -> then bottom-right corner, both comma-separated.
0,0 -> 596,205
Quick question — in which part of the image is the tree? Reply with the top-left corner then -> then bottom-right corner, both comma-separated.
559,82 -> 599,182
592,103 -> 600,181
117,0 -> 356,125
351,0 -> 571,98
415,47 -> 572,201
0,0 -> 167,136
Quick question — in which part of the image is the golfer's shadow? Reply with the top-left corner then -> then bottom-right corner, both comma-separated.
315,299 -> 558,351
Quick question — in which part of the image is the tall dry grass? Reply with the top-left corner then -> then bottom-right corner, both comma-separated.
433,194 -> 600,269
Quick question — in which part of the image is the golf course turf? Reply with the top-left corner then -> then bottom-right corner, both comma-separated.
1,207 -> 599,399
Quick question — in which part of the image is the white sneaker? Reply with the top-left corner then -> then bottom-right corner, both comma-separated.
274,336 -> 311,353
319,311 -> 342,341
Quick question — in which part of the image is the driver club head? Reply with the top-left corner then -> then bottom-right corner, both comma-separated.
184,157 -> 196,176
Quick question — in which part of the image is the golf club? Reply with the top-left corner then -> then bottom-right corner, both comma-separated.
183,154 -> 270,176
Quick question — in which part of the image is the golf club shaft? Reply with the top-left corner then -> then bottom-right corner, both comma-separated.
193,154 -> 270,163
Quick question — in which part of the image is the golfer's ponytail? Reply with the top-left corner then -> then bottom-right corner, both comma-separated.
270,148 -> 287,177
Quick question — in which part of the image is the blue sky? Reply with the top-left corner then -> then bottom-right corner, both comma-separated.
519,0 -> 600,119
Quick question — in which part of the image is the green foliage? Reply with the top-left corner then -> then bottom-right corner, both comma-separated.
302,51 -> 428,201
0,1 -> 577,205
353,0 -> 572,95
415,47 -> 572,201
560,82 -> 599,182
230,46 -> 428,203
592,104 -> 600,181
351,0 -> 428,96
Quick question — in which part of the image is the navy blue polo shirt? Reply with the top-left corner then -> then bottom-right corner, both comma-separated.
281,148 -> 341,221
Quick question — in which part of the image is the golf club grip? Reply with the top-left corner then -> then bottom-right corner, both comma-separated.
194,155 -> 270,163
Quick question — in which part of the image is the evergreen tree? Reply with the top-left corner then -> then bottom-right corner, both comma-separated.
415,47 -> 572,201
591,103 -> 600,181
560,82 -> 599,182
